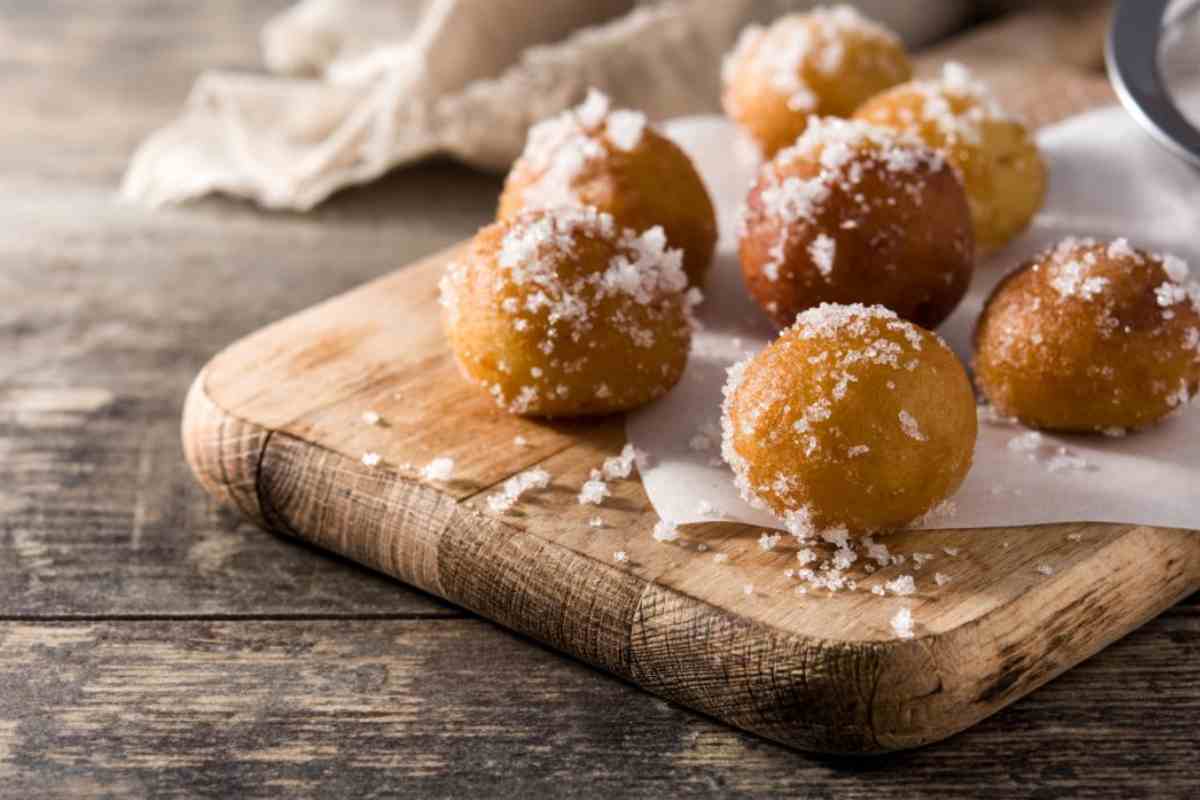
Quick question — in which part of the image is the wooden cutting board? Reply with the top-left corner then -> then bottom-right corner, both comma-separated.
183,241 -> 1200,754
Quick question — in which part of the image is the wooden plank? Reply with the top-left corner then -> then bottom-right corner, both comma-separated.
1,614 -> 1197,799
0,0 -> 503,618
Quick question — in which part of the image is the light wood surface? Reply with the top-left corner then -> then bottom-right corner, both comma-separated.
8,0 -> 1200,795
185,240 -> 1200,752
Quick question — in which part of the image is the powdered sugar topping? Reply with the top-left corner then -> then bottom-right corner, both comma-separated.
442,206 -> 696,415
516,89 -> 649,208
724,6 -> 903,114
898,409 -> 926,442
809,234 -> 836,278
487,468 -> 552,514
909,62 -> 1015,146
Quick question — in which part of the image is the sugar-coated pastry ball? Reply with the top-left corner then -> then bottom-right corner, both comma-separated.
498,89 -> 717,286
854,62 -> 1045,254
721,303 -> 976,535
440,207 -> 699,418
738,117 -> 974,329
975,238 -> 1200,433
721,6 -> 912,159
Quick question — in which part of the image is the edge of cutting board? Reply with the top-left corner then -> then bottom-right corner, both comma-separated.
180,247 -> 1200,754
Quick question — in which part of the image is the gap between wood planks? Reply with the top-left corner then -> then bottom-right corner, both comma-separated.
0,612 -> 467,622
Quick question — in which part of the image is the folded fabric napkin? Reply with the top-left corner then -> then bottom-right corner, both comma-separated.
120,0 -> 968,210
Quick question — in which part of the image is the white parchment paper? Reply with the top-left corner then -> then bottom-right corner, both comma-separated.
628,106 -> 1200,531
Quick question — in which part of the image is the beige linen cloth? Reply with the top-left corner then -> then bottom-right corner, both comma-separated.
121,0 -> 970,211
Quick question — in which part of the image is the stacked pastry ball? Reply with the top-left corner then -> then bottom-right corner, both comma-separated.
499,89 -> 717,287
856,62 -> 1046,254
442,91 -> 714,417
738,117 -> 974,329
722,5 -> 912,158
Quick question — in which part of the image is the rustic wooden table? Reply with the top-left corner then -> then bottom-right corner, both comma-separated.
2,2 -> 1196,797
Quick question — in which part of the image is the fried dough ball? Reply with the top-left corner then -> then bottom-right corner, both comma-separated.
498,89 -> 717,286
440,207 -> 698,418
854,62 -> 1045,254
721,6 -> 912,159
738,117 -> 974,329
721,303 -> 976,535
975,238 -> 1200,433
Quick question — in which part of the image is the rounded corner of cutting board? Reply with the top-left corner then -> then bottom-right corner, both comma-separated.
629,581 -> 979,754
181,364 -> 273,528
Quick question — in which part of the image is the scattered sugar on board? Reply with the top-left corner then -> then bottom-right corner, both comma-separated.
361,410 -> 382,426
911,552 -> 934,569
1036,563 -> 1055,576
891,607 -> 914,639
487,468 -> 552,514
758,532 -> 782,551
613,551 -> 628,563
578,477 -> 610,506
652,519 -> 680,543
602,444 -> 640,479
885,575 -> 916,596
934,572 -> 952,587
361,452 -> 382,467
513,435 -> 530,447
589,516 -> 605,528
421,457 -> 455,481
